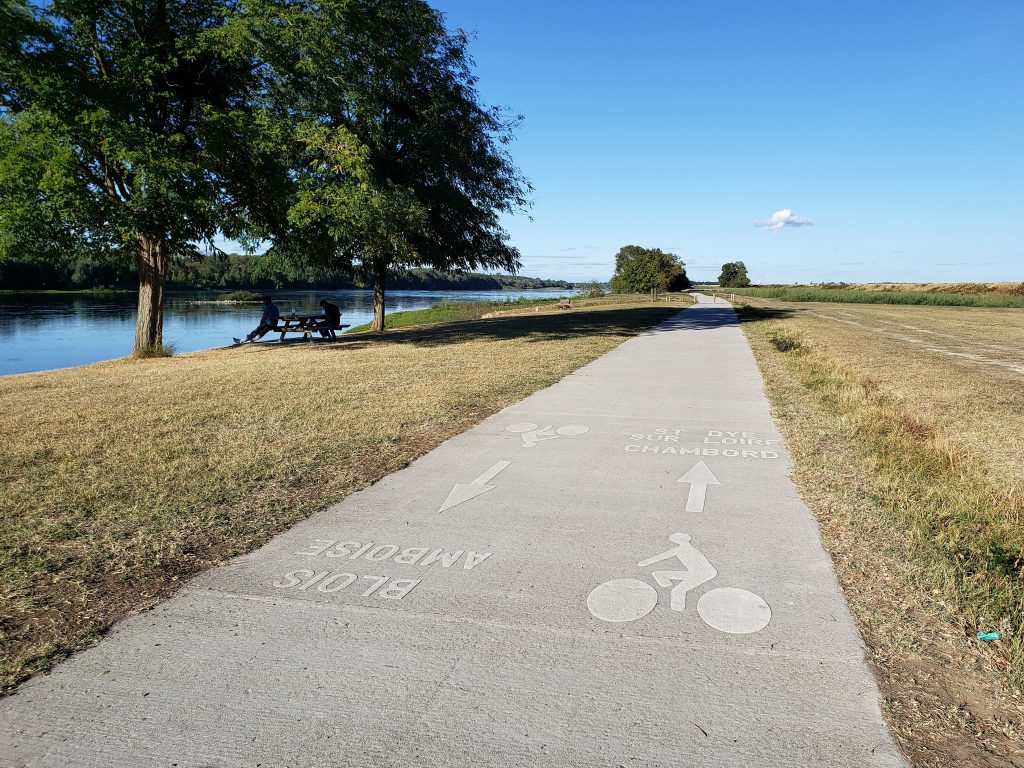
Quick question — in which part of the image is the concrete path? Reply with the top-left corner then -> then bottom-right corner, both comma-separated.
1,298 -> 906,767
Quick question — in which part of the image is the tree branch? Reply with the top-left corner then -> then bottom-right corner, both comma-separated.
91,22 -> 108,78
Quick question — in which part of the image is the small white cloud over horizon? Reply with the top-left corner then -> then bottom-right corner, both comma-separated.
754,209 -> 813,231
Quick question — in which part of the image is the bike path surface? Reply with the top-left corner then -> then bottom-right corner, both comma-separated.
1,298 -> 906,767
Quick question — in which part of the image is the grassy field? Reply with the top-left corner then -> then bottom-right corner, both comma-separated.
0,298 -> 688,693
733,295 -> 1024,765
720,285 -> 1024,307
840,281 -> 1024,296
346,292 -> 694,332
346,296 -> 562,331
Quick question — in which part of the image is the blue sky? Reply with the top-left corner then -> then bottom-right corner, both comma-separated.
431,0 -> 1023,284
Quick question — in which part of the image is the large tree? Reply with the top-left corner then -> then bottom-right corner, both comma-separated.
0,0 -> 286,353
609,245 -> 690,294
718,261 -> 751,287
250,0 -> 531,332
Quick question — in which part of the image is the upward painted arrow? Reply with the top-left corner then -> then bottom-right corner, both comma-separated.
438,460 -> 512,513
677,461 -> 721,514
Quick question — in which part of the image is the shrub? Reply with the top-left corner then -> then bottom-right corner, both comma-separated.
133,343 -> 176,359
216,290 -> 263,302
769,332 -> 802,352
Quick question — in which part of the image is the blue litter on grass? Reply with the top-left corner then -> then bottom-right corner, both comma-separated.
977,631 -> 1001,642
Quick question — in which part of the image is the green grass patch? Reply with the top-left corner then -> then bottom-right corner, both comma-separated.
768,331 -> 803,352
728,286 -> 1024,308
132,343 -> 176,358
347,297 -> 562,332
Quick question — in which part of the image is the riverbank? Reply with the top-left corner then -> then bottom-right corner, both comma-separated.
0,288 -> 578,376
0,298 -> 687,692
343,293 -> 691,332
735,297 -> 1024,765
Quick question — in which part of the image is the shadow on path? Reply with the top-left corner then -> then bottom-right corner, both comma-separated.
648,306 -> 737,331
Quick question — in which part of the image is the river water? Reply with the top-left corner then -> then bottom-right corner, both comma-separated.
0,288 -> 572,376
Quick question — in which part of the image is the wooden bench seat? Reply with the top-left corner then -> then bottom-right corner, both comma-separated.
557,298 -> 572,309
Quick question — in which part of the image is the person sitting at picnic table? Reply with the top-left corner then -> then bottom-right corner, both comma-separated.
233,296 -> 280,345
317,299 -> 342,339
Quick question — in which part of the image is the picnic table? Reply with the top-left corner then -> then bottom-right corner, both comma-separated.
274,313 -> 350,342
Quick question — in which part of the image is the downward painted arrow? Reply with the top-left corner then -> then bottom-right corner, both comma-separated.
677,461 -> 721,513
439,460 -> 512,513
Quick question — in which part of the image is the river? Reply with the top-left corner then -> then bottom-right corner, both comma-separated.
0,288 -> 573,376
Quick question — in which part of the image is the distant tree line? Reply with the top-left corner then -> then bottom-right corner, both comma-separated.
0,252 -> 571,292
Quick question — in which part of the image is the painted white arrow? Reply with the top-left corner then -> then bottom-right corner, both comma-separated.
677,461 -> 721,513
439,460 -> 512,513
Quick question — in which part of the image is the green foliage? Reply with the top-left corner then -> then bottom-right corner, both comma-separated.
0,0 -> 291,347
1,0 -> 531,336
718,261 -> 751,287
609,246 -> 690,294
728,286 -> 1024,308
216,290 -> 262,302
249,0 -> 530,316
578,281 -> 607,299
768,332 -> 802,352
0,0 -> 284,250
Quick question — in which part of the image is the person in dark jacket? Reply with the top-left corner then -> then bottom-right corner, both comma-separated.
317,299 -> 342,339
233,296 -> 280,345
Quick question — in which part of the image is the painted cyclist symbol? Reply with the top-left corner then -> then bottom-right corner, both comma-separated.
506,422 -> 589,448
587,533 -> 772,635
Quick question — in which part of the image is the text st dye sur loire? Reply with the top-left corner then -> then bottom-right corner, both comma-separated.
625,429 -> 781,459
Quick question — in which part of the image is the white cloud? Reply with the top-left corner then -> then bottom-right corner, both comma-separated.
754,209 -> 813,231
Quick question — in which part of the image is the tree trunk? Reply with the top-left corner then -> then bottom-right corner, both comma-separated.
371,258 -> 387,333
133,236 -> 169,354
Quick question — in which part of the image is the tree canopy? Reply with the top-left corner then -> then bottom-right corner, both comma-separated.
718,261 -> 751,287
609,245 -> 690,294
0,0 -> 287,352
254,0 -> 530,331
0,0 -> 529,346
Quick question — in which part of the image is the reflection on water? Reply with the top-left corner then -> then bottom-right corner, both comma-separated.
0,288 -> 571,376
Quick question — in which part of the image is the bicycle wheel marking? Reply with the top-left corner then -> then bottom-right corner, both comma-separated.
587,536 -> 773,634
696,587 -> 772,634
586,579 -> 658,622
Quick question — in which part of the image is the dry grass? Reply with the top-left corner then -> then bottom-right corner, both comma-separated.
846,282 -> 1024,297
0,302 -> 679,692
736,299 -> 1024,766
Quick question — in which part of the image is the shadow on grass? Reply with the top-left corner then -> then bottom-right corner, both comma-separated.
734,305 -> 797,324
238,305 -> 684,357
235,303 -> 801,360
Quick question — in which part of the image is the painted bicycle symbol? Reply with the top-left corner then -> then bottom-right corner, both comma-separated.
587,533 -> 772,635
505,422 -> 589,447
